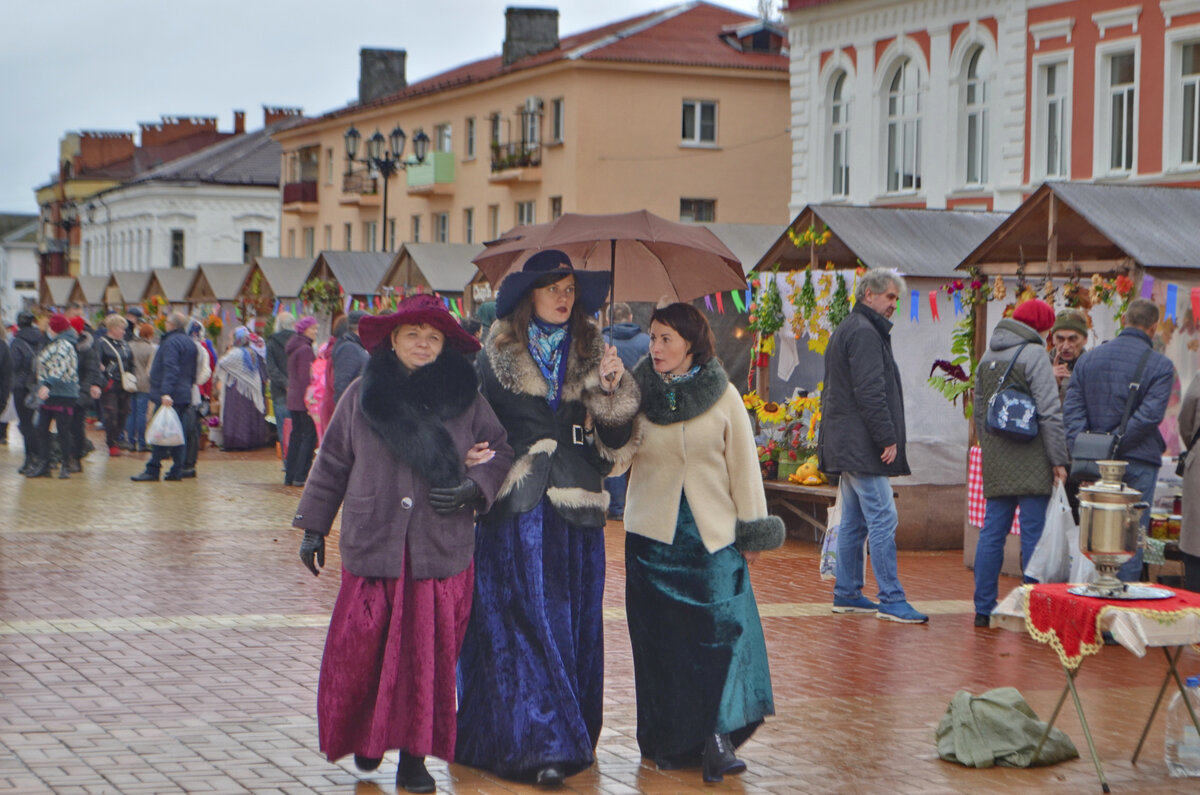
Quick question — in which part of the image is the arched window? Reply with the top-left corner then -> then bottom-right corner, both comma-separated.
886,57 -> 921,192
964,46 -> 991,185
829,71 -> 851,196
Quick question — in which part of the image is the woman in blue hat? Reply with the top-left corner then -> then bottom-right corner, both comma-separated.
455,249 -> 640,786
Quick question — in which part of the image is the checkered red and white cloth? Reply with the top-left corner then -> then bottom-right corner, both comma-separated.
967,445 -> 1021,534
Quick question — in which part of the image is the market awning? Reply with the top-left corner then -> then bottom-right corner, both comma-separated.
145,268 -> 199,304
384,242 -> 484,294
247,257 -> 313,301
111,270 -> 152,307
310,251 -> 393,299
189,262 -> 250,303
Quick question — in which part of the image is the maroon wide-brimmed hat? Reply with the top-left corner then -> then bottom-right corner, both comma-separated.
358,294 -> 481,355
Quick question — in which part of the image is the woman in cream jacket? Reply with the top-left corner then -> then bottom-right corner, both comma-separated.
618,302 -> 783,784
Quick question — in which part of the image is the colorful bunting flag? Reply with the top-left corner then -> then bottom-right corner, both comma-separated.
731,290 -> 745,313
1191,287 -> 1200,324
716,293 -> 725,314
952,292 -> 963,317
704,295 -> 714,311
1141,275 -> 1155,299
1167,284 -> 1179,321
928,291 -> 940,322
909,290 -> 919,322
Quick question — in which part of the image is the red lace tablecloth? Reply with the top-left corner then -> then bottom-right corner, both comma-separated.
967,445 -> 1020,533
1023,583 -> 1200,669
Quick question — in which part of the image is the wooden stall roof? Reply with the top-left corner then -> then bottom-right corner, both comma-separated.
249,257 -> 313,300
42,276 -> 75,306
755,205 -> 1006,278
384,243 -> 484,293
72,275 -> 111,306
146,268 -> 199,303
111,270 -> 152,305
311,251 -> 393,297
960,182 -> 1200,279
189,262 -> 250,302
702,223 -> 787,277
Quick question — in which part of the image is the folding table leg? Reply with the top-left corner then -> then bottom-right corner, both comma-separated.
1032,679 -> 1072,762
1132,647 -> 1181,764
1064,665 -> 1110,793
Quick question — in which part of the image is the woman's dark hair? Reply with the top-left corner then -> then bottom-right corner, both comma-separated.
649,303 -> 716,366
494,272 -> 593,359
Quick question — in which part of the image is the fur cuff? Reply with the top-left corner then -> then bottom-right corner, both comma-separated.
735,515 -> 786,551
595,414 -> 644,476
585,371 -> 640,427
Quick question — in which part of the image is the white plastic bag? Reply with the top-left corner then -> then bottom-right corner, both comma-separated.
1068,521 -> 1098,584
145,404 -> 185,447
1024,483 -> 1073,583
819,492 -> 843,581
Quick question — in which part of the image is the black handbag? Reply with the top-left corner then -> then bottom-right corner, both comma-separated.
985,344 -> 1038,442
1069,349 -> 1152,483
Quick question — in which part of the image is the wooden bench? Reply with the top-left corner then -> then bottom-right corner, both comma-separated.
763,480 -> 838,540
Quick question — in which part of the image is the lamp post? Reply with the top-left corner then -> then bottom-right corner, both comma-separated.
344,123 -> 429,252
57,201 -> 79,276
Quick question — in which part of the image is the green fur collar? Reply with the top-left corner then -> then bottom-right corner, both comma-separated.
634,357 -> 729,424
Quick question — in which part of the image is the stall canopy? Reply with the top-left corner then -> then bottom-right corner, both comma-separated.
382,242 -> 484,305
111,270 -> 152,308
41,276 -> 75,308
245,257 -> 312,304
71,275 -> 113,309
309,251 -> 393,301
188,262 -> 250,304
145,268 -> 198,308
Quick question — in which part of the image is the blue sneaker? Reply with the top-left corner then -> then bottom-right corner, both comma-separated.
832,595 -> 879,614
876,601 -> 928,624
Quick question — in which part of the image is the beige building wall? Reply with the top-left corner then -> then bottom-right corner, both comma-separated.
276,60 -> 790,256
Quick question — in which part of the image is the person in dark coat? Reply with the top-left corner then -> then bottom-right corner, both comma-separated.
972,300 -> 1068,627
1064,298 -> 1175,581
0,324 -> 11,445
294,294 -> 513,793
67,315 -> 102,472
818,268 -> 927,624
97,313 -> 135,457
601,302 -> 650,519
28,314 -> 79,479
455,250 -> 640,787
131,312 -> 197,482
9,311 -> 45,472
284,316 -> 319,486
266,312 -> 296,428
331,310 -> 369,407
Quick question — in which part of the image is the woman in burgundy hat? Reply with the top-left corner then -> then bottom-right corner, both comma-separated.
293,294 -> 513,793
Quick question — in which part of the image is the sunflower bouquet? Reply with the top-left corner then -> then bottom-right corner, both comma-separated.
744,386 -> 824,480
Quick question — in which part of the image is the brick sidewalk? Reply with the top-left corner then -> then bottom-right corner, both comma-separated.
1,432 -> 1197,793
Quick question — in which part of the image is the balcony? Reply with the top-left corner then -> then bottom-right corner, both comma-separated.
339,172 -> 381,206
406,151 -> 456,196
488,142 -> 542,184
282,181 -> 318,214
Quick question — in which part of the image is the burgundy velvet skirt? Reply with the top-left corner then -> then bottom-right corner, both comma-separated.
318,559 -> 473,763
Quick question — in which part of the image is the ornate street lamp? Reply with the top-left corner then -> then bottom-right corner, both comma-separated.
344,123 -> 429,252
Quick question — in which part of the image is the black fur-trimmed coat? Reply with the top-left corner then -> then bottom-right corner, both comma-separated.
292,347 -> 514,580
478,317 -> 640,528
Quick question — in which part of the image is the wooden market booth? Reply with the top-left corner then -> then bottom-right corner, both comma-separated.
240,257 -> 313,315
144,268 -> 198,315
110,270 -> 152,311
752,204 -> 1007,549
40,276 -> 75,309
380,242 -> 484,314
70,275 -> 115,315
187,262 -> 250,346
308,251 -> 393,306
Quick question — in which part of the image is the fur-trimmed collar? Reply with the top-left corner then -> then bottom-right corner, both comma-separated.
634,357 -> 729,424
359,347 -> 478,488
484,316 -> 604,402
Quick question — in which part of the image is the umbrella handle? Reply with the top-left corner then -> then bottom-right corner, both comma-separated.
607,238 -> 616,346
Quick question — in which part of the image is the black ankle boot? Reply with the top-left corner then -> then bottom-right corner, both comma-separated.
535,764 -> 565,787
702,733 -> 746,783
58,464 -> 70,479
18,454 -> 31,475
353,754 -> 381,771
396,750 -> 435,793
26,460 -> 50,478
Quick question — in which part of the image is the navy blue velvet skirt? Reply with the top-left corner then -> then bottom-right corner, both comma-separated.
625,496 -> 775,761
455,498 -> 605,779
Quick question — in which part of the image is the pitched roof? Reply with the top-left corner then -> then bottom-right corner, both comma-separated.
315,251 -> 393,295
44,276 -> 76,305
755,205 -> 1007,278
0,213 -> 36,238
396,243 -> 485,292
74,275 -> 111,304
701,223 -> 787,276
77,131 -> 232,181
148,268 -> 199,302
130,118 -> 305,187
308,2 -> 784,126
1,219 -> 38,245
111,270 -> 153,303
193,263 -> 251,301
253,257 -> 314,299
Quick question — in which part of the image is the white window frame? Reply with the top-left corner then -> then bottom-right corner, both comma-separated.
1031,51 -> 1073,182
1093,38 -> 1140,177
681,99 -> 718,146
551,98 -> 565,142
303,226 -> 315,259
883,56 -> 922,193
960,44 -> 993,187
488,204 -> 500,239
344,222 -> 352,251
516,200 -> 536,226
364,221 -> 378,252
828,70 -> 852,197
466,117 -> 476,159
434,212 -> 449,243
324,225 -> 332,250
1163,25 -> 1200,172
464,207 -> 474,244
679,198 -> 716,223
435,123 -> 452,153
411,215 -> 421,243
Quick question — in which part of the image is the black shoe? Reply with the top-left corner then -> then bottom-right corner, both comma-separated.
131,471 -> 159,482
702,734 -> 745,783
534,764 -> 565,788
397,751 -> 435,793
353,754 -> 381,771
67,459 -> 82,473
654,751 -> 700,770
974,613 -> 991,628
18,457 -> 30,475
180,469 -> 196,479
58,465 -> 70,479
26,462 -> 51,478
163,472 -> 183,482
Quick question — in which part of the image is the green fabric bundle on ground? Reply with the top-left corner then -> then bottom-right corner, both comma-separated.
936,687 -> 1079,768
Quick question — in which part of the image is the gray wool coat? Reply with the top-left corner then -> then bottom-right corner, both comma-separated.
1176,371 -> 1200,558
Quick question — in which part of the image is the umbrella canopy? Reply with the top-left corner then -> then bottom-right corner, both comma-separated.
472,210 -> 746,303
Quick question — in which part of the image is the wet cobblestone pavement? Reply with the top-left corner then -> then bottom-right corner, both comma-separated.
3,430 -> 1199,793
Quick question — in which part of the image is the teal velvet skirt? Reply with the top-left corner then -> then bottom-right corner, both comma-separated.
625,495 -> 775,761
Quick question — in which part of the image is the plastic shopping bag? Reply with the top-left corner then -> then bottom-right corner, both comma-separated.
819,493 -> 843,581
1067,521 -> 1098,584
145,404 -> 185,447
1024,483 -> 1073,583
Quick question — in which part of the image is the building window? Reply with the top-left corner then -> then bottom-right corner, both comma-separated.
886,57 -> 921,192
433,212 -> 449,243
490,113 -> 501,146
466,117 -> 476,159
551,98 -> 565,142
388,218 -> 396,252
243,230 -> 263,264
1101,50 -> 1137,173
435,123 -> 452,152
488,204 -> 500,239
326,148 -> 334,184
324,224 -> 332,250
171,229 -> 185,268
303,227 -> 315,259
464,207 -> 474,244
550,196 -> 562,219
287,229 -> 295,257
1035,58 -> 1071,179
682,100 -> 717,144
364,221 -> 378,252
964,46 -> 990,186
344,222 -> 352,251
411,215 -> 421,243
829,71 -> 851,197
1180,42 -> 1200,166
680,198 -> 715,223
516,201 -> 536,226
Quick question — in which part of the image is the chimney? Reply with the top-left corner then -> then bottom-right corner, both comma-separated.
263,106 -> 303,126
503,7 -> 559,66
140,116 -> 218,148
358,49 -> 408,104
233,110 -> 246,134
76,131 -> 136,171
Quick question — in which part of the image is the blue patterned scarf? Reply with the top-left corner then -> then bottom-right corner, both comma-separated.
658,363 -> 702,412
527,317 -> 570,407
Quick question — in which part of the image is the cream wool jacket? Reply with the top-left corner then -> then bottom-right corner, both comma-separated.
618,358 -> 784,554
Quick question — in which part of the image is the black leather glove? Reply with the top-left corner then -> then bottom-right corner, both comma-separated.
299,531 -> 325,577
428,478 -> 480,515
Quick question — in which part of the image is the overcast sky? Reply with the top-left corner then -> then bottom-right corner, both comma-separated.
0,0 -> 770,215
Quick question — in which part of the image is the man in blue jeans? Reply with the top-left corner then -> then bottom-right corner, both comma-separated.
818,269 -> 927,624
1064,298 -> 1175,581
131,312 -> 197,482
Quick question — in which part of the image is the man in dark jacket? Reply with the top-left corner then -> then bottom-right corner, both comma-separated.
1064,298 -> 1175,581
132,312 -> 197,482
0,325 -> 11,444
601,302 -> 650,519
331,311 -> 369,406
9,312 -> 45,472
266,312 -> 296,428
973,300 -> 1069,627
818,268 -> 926,624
